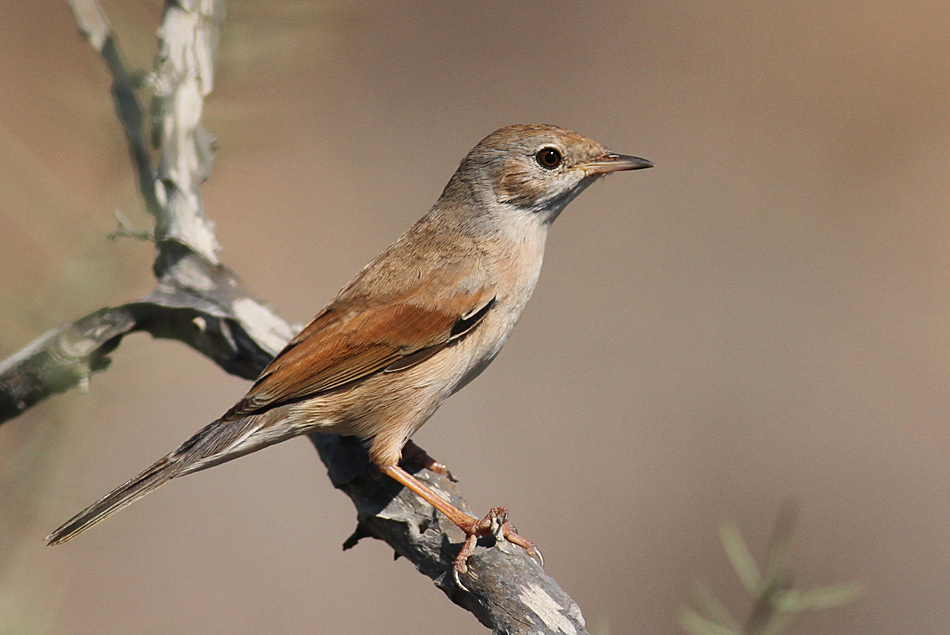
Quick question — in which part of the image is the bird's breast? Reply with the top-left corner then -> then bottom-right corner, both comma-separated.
449,211 -> 549,393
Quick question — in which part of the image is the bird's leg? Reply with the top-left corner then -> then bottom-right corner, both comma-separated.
401,439 -> 457,481
379,464 -> 541,586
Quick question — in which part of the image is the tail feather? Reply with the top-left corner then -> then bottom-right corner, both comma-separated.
47,414 -> 267,546
46,456 -> 182,546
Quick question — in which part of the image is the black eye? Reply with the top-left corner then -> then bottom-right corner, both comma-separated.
536,147 -> 562,169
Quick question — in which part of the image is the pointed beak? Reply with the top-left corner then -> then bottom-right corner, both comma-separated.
583,153 -> 654,175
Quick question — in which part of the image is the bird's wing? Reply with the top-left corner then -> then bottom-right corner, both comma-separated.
222,286 -> 495,421
47,284 -> 498,546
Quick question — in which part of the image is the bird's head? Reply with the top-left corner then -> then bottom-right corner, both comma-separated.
450,124 -> 653,224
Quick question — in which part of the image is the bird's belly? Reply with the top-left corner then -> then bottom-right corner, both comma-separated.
450,331 -> 506,395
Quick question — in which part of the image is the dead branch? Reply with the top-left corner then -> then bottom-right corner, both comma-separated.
0,2 -> 589,633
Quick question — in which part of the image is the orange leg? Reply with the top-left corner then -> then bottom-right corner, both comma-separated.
379,464 -> 542,588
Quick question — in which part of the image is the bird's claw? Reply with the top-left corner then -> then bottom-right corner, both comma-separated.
451,506 -> 542,592
452,567 -> 467,592
452,531 -> 478,592
526,543 -> 544,568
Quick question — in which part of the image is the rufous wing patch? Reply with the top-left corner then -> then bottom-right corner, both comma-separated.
222,290 -> 495,420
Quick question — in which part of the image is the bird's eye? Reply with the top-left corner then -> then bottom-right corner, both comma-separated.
536,147 -> 563,169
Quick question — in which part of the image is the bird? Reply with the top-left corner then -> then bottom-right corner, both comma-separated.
47,123 -> 652,581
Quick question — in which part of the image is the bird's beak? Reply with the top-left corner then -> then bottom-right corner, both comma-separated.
583,153 -> 654,175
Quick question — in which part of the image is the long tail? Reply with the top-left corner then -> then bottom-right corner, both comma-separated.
46,454 -> 183,546
47,415 -> 266,546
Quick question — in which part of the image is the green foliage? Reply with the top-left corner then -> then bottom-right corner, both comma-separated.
680,503 -> 865,635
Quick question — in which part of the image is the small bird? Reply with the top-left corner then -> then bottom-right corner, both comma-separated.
47,124 -> 652,579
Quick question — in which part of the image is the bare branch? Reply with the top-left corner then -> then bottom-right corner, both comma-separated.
0,246 -> 288,424
68,0 -> 222,263
149,0 -> 224,262
2,2 -> 591,633
0,307 -> 135,421
68,0 -> 164,225
317,435 -> 589,634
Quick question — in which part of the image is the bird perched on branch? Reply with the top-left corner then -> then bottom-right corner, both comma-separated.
48,123 -> 652,583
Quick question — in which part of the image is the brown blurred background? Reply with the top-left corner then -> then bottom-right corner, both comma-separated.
2,0 -> 950,633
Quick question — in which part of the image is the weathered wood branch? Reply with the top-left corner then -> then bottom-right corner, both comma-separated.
0,2 -> 590,633
0,244 -> 284,421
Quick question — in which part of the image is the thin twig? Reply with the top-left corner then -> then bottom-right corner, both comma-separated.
679,504 -> 864,635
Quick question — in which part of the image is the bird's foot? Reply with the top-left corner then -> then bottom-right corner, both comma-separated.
377,465 -> 541,592
452,506 -> 543,591
402,439 -> 457,481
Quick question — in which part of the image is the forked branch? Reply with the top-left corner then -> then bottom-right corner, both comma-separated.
0,2 -> 588,633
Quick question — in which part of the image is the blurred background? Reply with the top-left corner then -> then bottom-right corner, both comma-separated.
2,0 -> 949,633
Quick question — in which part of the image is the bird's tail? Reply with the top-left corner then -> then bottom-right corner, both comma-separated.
46,415 -> 264,546
46,454 -> 183,546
